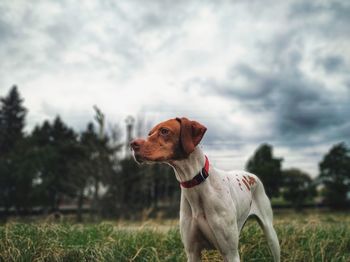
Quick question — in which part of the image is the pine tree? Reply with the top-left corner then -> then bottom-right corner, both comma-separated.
0,86 -> 28,217
0,85 -> 27,155
31,116 -> 80,212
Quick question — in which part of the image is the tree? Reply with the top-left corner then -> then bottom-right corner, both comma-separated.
79,122 -> 110,219
31,117 -> 80,212
319,143 -> 350,209
282,168 -> 316,210
246,144 -> 283,198
88,107 -> 118,219
74,122 -> 99,221
0,85 -> 27,154
0,86 -> 28,217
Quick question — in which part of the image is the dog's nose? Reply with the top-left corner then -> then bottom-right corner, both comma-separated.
130,139 -> 143,151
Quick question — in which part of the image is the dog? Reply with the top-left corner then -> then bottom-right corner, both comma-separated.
130,117 -> 280,262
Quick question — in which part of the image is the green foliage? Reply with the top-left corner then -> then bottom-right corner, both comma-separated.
0,213 -> 349,261
30,117 -> 82,211
282,168 -> 316,210
79,121 -> 117,219
0,85 -> 27,154
2,85 -> 350,221
319,142 -> 350,209
0,85 -> 180,220
246,144 -> 283,198
101,158 -> 180,218
7,138 -> 41,211
0,85 -> 28,214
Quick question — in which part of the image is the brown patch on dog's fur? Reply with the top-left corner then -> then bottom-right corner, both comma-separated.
176,117 -> 207,157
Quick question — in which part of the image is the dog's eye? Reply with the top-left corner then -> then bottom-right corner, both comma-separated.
159,128 -> 169,136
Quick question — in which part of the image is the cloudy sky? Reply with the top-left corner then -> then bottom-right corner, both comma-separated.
1,0 -> 349,176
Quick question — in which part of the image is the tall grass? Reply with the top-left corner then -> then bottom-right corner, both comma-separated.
0,213 -> 349,261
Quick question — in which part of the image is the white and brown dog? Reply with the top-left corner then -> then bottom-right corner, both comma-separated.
130,117 -> 280,262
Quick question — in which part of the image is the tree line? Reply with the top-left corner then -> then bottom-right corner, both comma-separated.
0,86 -> 349,221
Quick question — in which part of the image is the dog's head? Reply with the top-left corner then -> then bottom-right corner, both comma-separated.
130,117 -> 207,163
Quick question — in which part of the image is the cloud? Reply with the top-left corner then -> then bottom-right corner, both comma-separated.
188,0 -> 350,149
318,55 -> 347,73
0,0 -> 349,176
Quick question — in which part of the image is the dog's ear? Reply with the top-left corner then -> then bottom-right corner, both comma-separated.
176,117 -> 207,156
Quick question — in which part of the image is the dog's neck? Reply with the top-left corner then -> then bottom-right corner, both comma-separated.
169,147 -> 206,183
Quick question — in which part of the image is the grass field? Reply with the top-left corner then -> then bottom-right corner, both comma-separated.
0,212 -> 349,262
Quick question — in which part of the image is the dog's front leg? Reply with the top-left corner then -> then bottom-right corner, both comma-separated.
206,206 -> 240,262
180,195 -> 202,262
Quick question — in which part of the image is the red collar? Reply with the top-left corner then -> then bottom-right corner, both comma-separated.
180,156 -> 210,188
